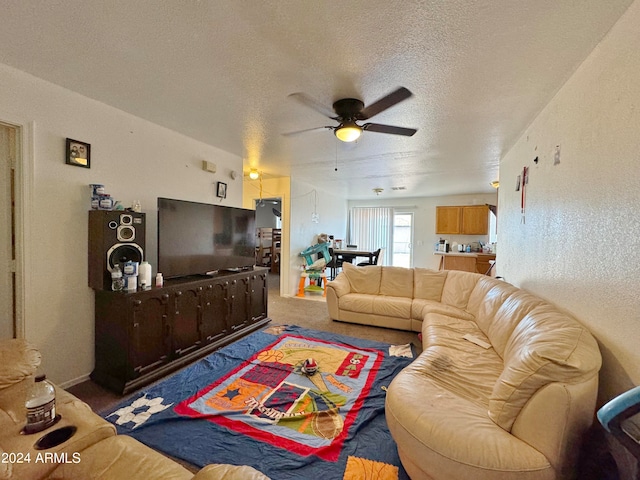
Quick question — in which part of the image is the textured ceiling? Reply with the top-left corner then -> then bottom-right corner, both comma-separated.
1,0 -> 633,199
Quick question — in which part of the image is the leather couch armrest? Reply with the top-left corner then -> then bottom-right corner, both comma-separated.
193,464 -> 271,480
0,339 -> 41,390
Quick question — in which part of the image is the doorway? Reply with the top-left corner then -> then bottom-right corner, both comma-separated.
0,122 -> 17,339
392,212 -> 413,268
255,197 -> 282,295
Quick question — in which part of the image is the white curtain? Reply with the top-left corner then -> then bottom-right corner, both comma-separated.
347,207 -> 393,265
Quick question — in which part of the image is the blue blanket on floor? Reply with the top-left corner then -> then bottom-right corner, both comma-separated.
103,325 -> 414,480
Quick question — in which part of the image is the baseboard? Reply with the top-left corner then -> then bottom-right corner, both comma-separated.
58,373 -> 91,390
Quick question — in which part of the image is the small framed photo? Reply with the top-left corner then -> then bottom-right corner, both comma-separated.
66,138 -> 91,168
217,181 -> 227,199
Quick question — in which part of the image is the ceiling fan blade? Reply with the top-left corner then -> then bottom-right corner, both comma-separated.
358,87 -> 413,120
288,92 -> 338,119
282,125 -> 334,137
363,123 -> 417,136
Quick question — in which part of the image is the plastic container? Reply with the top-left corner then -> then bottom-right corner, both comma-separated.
155,273 -> 164,288
111,265 -> 124,291
123,261 -> 138,276
138,261 -> 152,289
90,184 -> 105,196
25,374 -> 56,434
125,275 -> 137,292
98,194 -> 113,210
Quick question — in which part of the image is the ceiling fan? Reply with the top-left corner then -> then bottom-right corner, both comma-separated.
284,87 -> 417,142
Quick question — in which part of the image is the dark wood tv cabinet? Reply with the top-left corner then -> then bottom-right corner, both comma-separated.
91,267 -> 270,394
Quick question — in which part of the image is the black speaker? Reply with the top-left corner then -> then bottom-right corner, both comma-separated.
88,210 -> 145,290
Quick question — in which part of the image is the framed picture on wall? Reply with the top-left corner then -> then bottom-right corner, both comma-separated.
217,181 -> 227,199
66,138 -> 91,168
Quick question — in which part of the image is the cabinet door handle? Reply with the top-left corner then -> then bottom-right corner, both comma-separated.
175,291 -> 182,296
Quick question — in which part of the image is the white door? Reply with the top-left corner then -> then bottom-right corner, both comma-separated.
0,124 -> 15,338
392,212 -> 413,268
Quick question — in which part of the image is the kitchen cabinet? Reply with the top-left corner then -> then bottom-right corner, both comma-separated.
475,254 -> 496,276
435,252 -> 496,274
92,268 -> 269,394
436,205 -> 490,235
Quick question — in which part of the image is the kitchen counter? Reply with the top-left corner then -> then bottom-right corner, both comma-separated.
434,251 -> 496,275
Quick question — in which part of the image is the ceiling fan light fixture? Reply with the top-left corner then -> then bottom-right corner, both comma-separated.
249,168 -> 260,180
335,123 -> 362,142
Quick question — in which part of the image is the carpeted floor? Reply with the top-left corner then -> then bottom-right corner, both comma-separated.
67,273 -> 620,479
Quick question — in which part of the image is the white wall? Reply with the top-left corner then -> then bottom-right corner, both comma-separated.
0,63 -> 243,386
288,180 -> 348,296
349,193 -> 497,270
498,0 -> 640,403
243,177 -> 348,297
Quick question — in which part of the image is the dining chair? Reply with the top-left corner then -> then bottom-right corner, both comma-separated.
325,248 -> 339,280
357,248 -> 383,266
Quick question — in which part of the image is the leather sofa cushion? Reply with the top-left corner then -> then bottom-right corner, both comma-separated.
486,290 -> 546,359
489,304 -> 602,431
0,339 -> 41,390
467,277 -> 519,340
413,268 -> 447,301
380,266 -> 414,297
372,295 -> 412,319
193,464 -> 272,480
421,313 -> 503,407
46,434 -> 192,480
341,262 -> 381,295
339,293 -> 375,314
411,299 -> 474,321
0,447 -> 10,480
340,294 -> 411,321
440,270 -> 481,310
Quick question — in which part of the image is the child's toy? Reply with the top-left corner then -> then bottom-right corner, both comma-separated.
297,243 -> 331,297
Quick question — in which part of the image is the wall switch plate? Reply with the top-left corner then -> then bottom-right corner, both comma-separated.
202,160 -> 217,173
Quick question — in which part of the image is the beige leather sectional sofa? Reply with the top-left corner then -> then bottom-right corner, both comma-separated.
326,263 -> 602,480
0,339 -> 270,480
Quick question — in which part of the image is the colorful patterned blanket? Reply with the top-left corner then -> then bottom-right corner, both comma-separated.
104,325 -> 414,479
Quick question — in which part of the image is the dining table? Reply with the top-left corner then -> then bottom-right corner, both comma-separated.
333,248 -> 377,265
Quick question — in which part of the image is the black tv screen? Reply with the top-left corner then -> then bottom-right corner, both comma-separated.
157,198 -> 256,279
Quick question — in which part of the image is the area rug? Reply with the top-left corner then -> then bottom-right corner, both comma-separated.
103,324 -> 414,480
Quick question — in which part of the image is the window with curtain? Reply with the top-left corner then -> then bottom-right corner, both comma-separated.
347,207 -> 393,265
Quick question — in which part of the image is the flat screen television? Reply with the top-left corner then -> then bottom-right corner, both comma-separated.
157,197 -> 256,279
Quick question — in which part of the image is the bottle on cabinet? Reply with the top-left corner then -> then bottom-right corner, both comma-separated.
138,261 -> 152,290
111,265 -> 124,292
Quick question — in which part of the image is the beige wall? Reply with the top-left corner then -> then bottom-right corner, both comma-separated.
498,0 -> 640,404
